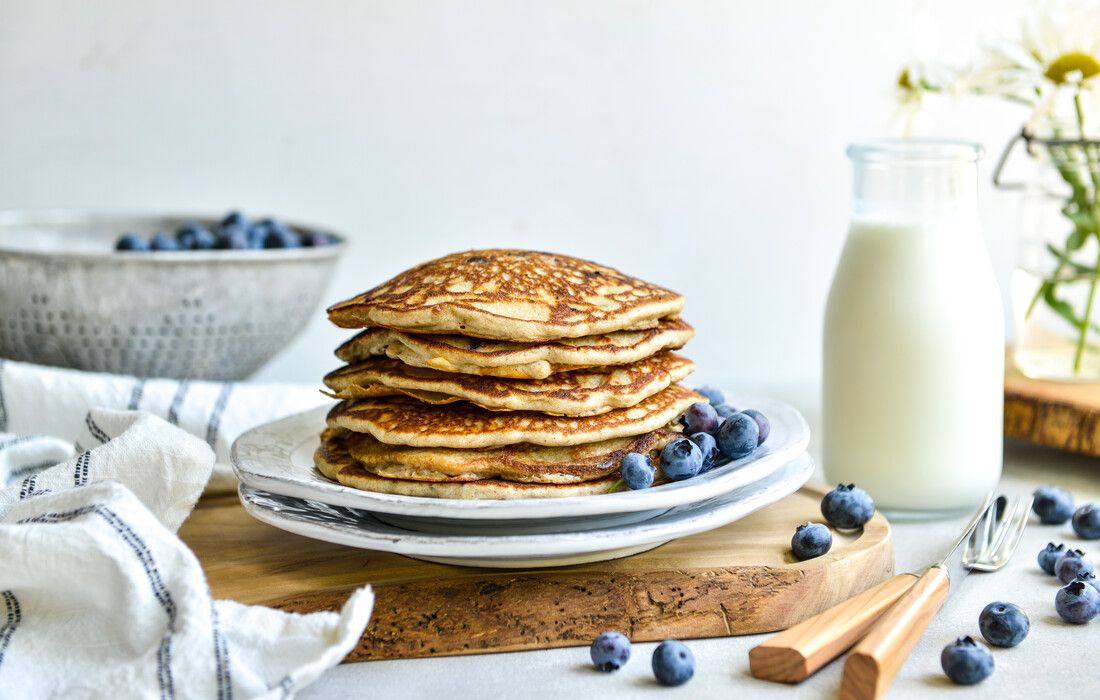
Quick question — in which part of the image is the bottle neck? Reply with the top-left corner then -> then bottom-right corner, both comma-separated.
852,160 -> 978,220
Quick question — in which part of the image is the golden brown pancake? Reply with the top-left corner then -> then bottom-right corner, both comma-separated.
323,352 -> 695,416
326,384 -> 701,448
341,428 -> 678,483
326,249 -> 685,341
334,318 -> 695,380
314,429 -> 621,499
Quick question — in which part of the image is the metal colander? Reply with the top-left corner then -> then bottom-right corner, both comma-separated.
0,211 -> 345,380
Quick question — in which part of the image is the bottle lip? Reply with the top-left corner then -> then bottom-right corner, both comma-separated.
847,139 -> 984,164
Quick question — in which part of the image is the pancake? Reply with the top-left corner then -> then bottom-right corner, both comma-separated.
334,318 -> 695,380
326,249 -> 685,341
327,383 -> 702,448
342,428 -> 678,483
315,429 -> 620,499
323,352 -> 696,417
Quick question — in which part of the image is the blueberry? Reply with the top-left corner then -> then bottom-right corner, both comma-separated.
1038,542 -> 1067,575
115,233 -> 148,251
791,522 -> 832,560
714,413 -> 759,460
214,229 -> 249,250
689,432 -> 719,472
1072,503 -> 1100,539
221,210 -> 250,231
821,483 -> 876,530
1032,485 -> 1075,524
978,602 -> 1029,647
1056,549 -> 1094,584
246,221 -> 272,248
149,232 -> 180,251
176,223 -> 217,250
714,404 -> 738,418
263,224 -> 302,249
589,630 -> 631,672
301,230 -> 337,247
1055,580 -> 1100,624
694,386 -> 725,406
683,402 -> 719,434
620,452 -> 655,490
1075,571 -> 1100,596
651,640 -> 694,686
940,637 -> 994,685
659,438 -> 703,481
741,408 -> 770,445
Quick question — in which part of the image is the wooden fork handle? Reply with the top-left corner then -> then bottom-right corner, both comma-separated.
748,573 -> 918,683
840,566 -> 950,700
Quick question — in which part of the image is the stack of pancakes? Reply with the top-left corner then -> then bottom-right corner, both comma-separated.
315,249 -> 702,499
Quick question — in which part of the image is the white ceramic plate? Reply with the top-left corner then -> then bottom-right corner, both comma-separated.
231,395 -> 810,523
238,453 -> 814,568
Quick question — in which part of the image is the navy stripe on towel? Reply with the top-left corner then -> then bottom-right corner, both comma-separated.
167,382 -> 190,426
128,379 -> 146,410
85,413 -> 110,445
205,384 -> 234,450
0,590 -> 21,669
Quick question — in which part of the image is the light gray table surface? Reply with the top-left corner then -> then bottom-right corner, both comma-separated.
299,387 -> 1100,699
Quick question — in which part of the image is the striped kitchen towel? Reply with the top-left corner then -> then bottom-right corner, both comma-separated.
0,359 -> 330,493
0,408 -> 373,699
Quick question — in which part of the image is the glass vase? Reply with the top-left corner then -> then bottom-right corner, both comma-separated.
1003,131 -> 1100,381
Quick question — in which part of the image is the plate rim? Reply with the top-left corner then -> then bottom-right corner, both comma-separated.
237,453 -> 815,564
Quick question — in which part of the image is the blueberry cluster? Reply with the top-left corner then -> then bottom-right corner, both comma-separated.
1029,485 -> 1100,624
114,211 -> 337,252
616,387 -> 770,491
938,484 -> 1100,686
588,631 -> 695,686
787,483 -> 876,561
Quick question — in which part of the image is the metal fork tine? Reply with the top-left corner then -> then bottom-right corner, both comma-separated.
967,495 -> 1031,572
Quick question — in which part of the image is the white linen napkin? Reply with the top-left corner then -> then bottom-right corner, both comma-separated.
0,407 -> 373,699
0,359 -> 330,493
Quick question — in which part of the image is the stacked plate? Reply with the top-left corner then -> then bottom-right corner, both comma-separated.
232,394 -> 812,568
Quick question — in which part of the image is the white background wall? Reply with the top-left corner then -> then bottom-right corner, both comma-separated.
0,0 -> 1035,389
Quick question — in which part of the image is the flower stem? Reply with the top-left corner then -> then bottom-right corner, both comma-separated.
1071,88 -> 1100,372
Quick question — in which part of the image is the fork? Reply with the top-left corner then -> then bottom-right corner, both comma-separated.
750,493 -> 1031,695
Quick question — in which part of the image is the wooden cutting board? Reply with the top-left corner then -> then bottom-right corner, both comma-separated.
180,485 -> 893,662
1004,356 -> 1100,457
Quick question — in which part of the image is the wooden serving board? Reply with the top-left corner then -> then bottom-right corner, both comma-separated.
1005,357 -> 1100,457
180,485 -> 893,662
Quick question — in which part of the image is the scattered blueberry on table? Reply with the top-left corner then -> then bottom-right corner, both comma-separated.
114,210 -> 336,252
688,432 -> 719,473
791,522 -> 832,560
1032,485 -> 1075,525
659,438 -> 703,481
940,637 -> 994,685
1054,580 -> 1100,624
1055,548 -> 1094,584
714,413 -> 759,459
1072,503 -> 1100,539
589,631 -> 631,672
1037,542 -> 1067,575
620,453 -> 656,491
651,640 -> 694,686
1074,571 -> 1100,595
978,602 -> 1029,647
821,483 -> 875,530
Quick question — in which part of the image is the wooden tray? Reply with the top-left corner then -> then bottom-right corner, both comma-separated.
1005,357 -> 1100,457
180,485 -> 893,662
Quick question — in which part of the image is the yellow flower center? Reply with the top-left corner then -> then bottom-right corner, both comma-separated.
897,68 -> 913,90
1045,51 -> 1100,84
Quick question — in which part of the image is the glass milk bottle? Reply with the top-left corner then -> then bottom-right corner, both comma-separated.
823,140 -> 1004,516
